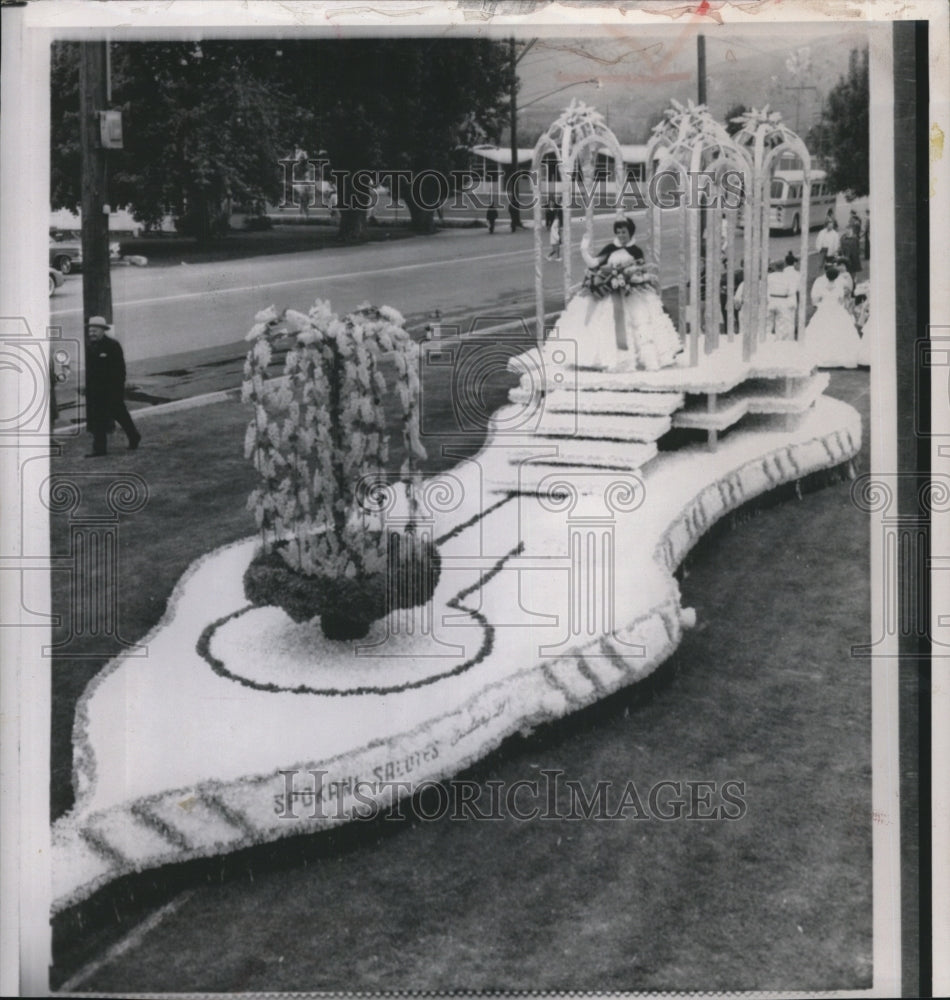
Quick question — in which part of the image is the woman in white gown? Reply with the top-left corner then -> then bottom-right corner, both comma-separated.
805,258 -> 870,368
553,216 -> 682,372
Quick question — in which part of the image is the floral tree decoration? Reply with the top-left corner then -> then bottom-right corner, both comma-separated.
241,300 -> 439,640
730,104 -> 793,149
650,98 -> 729,153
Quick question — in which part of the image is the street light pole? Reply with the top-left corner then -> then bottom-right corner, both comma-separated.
79,41 -> 114,325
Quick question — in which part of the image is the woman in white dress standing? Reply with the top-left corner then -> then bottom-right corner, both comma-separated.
805,259 -> 869,367
553,216 -> 682,371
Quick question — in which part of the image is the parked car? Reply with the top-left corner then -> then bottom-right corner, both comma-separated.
49,266 -> 65,296
49,233 -> 82,274
49,232 -> 121,273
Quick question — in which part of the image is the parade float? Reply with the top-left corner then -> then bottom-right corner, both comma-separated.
52,104 -> 861,912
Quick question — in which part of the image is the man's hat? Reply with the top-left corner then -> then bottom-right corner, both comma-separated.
87,316 -> 111,330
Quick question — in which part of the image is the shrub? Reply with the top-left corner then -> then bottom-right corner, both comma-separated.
243,214 -> 274,231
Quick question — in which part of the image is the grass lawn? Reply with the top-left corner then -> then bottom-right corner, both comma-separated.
50,367 -> 871,993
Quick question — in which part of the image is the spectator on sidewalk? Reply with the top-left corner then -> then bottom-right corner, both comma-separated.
486,203 -> 498,234
771,252 -> 800,340
507,201 -> 525,233
547,214 -> 562,260
838,224 -> 862,280
815,216 -> 841,262
84,317 -> 140,458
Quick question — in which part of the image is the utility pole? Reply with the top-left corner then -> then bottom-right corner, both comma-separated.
785,81 -> 818,134
697,34 -> 707,105
507,36 -> 536,231
79,41 -> 113,325
508,37 -> 522,230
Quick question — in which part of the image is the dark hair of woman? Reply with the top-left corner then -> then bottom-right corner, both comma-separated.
613,218 -> 635,238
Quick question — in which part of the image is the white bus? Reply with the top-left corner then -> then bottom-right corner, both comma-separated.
768,169 -> 836,235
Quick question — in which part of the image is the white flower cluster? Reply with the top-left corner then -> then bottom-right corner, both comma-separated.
242,298 -> 427,579
730,105 -> 798,155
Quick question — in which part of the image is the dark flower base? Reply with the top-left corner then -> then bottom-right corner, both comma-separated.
243,534 -> 441,641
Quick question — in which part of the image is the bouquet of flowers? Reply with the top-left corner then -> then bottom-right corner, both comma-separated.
582,260 -> 660,299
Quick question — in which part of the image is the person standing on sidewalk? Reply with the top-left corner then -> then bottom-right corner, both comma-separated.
507,200 -> 525,233
815,216 -> 841,263
486,203 -> 498,234
546,214 -> 562,260
84,316 -> 141,458
838,221 -> 862,280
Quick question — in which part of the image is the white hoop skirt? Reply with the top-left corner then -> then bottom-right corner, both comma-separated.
805,299 -> 870,369
554,287 -> 683,372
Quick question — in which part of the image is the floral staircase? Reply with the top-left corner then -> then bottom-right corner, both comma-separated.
493,334 -> 834,491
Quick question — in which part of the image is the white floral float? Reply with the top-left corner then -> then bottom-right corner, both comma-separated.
52,102 -> 865,913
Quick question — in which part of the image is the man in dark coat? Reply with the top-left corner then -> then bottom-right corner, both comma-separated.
838,225 -> 862,280
84,316 -> 140,457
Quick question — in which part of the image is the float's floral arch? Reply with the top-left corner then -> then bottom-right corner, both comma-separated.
645,100 -> 752,365
530,101 -> 818,364
731,106 -> 814,349
530,101 -> 628,340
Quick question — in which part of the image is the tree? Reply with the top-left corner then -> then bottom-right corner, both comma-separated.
276,38 -> 510,239
51,42 -> 312,241
52,38 -> 510,243
807,47 -> 868,198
